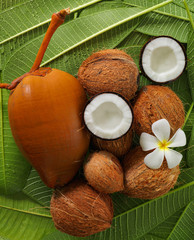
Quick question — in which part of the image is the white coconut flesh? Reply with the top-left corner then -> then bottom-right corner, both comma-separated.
141,37 -> 186,83
84,93 -> 133,140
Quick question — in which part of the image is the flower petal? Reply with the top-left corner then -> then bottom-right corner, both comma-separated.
144,148 -> 164,169
168,128 -> 186,147
140,132 -> 158,151
164,149 -> 182,169
152,119 -> 171,142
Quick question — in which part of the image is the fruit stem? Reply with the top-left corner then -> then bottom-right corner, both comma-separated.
30,8 -> 70,72
0,83 -> 10,89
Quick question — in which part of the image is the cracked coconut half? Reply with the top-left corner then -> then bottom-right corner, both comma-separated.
84,93 -> 133,140
140,36 -> 186,83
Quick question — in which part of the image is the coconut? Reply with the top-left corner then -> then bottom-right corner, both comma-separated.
92,129 -> 133,158
78,49 -> 139,100
84,151 -> 124,193
50,178 -> 113,237
122,146 -> 180,199
140,36 -> 187,83
133,85 -> 185,136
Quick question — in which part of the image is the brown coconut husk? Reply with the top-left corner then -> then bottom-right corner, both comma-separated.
122,146 -> 180,199
78,49 -> 139,100
50,178 -> 113,237
92,129 -> 133,158
84,151 -> 124,193
133,85 -> 185,136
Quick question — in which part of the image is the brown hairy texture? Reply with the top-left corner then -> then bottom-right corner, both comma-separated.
78,49 -> 139,100
84,151 -> 124,193
133,85 -> 185,136
50,178 -> 113,237
122,147 -> 180,199
92,130 -> 133,158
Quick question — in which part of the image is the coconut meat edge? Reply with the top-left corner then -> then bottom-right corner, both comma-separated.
84,93 -> 132,139
142,37 -> 186,82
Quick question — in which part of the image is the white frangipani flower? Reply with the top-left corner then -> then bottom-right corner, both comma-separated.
140,119 -> 186,169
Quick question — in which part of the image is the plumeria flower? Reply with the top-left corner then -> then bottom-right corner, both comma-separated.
140,119 -> 186,169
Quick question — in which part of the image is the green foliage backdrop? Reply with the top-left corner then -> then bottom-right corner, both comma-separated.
0,0 -> 193,239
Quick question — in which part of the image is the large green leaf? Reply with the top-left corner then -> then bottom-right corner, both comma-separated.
0,191 -> 55,240
167,201 -> 194,240
23,169 -> 52,207
0,0 -> 103,44
123,0 -> 191,20
78,1 -> 190,42
136,12 -> 190,43
175,0 -> 194,12
1,0 -> 27,11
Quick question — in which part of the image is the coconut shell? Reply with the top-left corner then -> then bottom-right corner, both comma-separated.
50,178 -> 113,237
78,49 -> 139,100
84,151 -> 124,193
123,147 -> 180,199
92,129 -> 133,158
133,85 -> 185,136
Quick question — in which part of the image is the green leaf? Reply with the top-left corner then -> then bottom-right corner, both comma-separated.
187,28 -> 194,100
175,0 -> 194,12
0,191 -> 55,240
178,168 -> 194,185
168,72 -> 193,112
139,208 -> 184,239
0,0 -> 103,44
123,0 -> 191,20
23,169 -> 52,207
136,12 -> 190,43
1,0 -> 27,11
167,201 -> 194,240
42,182 -> 194,240
187,126 -> 194,167
79,1 -> 128,16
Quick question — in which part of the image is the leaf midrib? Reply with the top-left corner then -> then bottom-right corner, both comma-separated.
0,204 -> 51,218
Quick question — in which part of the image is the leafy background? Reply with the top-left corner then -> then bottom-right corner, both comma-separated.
0,0 -> 194,239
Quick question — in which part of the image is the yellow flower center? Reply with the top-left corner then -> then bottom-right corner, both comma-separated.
158,139 -> 170,150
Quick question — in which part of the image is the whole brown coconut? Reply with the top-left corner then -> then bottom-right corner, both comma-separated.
84,151 -> 124,193
50,178 -> 113,237
133,85 -> 185,136
92,130 -> 133,158
78,49 -> 139,100
123,147 -> 180,199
